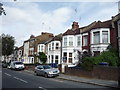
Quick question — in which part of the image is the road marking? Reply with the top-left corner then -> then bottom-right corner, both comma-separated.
38,86 -> 47,90
4,73 -> 11,76
13,76 -> 28,83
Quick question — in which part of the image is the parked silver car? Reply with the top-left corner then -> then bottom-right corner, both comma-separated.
34,65 -> 60,78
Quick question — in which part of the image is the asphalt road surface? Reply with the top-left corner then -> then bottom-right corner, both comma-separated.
2,68 -> 109,89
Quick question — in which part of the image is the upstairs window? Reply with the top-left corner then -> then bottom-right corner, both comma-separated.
56,43 -> 59,49
64,37 -> 67,47
49,44 -> 51,51
102,31 -> 108,43
69,37 -> 73,46
93,31 -> 100,44
77,36 -> 81,46
41,45 -> 44,52
83,35 -> 88,46
19,51 -> 22,55
52,43 -> 54,50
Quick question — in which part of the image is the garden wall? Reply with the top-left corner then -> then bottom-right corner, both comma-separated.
24,64 -> 35,71
65,66 -> 120,81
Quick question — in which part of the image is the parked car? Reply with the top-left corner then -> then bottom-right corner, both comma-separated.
48,63 -> 58,68
34,65 -> 60,78
9,61 -> 25,70
2,61 -> 8,68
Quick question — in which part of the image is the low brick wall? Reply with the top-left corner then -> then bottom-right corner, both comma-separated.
65,66 -> 120,81
24,64 -> 35,71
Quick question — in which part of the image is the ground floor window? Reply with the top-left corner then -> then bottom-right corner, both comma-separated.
55,55 -> 59,64
63,52 -> 67,63
51,55 -> 54,63
32,58 -> 34,63
68,53 -> 72,63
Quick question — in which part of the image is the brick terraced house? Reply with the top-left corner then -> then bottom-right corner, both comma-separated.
13,14 -> 119,66
62,17 -> 119,66
23,32 -> 53,64
45,34 -> 62,64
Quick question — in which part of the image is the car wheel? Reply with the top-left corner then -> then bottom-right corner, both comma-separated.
44,73 -> 48,78
35,71 -> 38,76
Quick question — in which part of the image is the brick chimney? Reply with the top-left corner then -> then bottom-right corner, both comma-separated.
72,21 -> 79,30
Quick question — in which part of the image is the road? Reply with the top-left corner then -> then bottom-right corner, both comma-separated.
2,68 -> 109,89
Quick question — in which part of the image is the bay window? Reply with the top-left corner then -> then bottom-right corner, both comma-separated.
69,53 -> 72,63
49,44 -> 51,51
56,43 -> 59,49
55,55 -> 59,64
77,36 -> 81,46
83,35 -> 88,46
69,37 -> 73,46
93,31 -> 100,44
41,45 -> 44,52
102,31 -> 108,43
63,52 -> 67,63
64,37 -> 67,47
52,43 -> 54,50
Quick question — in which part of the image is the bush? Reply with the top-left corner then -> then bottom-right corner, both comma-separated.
37,52 -> 47,64
81,57 -> 94,71
81,50 -> 119,71
99,51 -> 118,66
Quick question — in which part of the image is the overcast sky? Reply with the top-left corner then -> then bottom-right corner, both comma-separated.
0,0 -> 119,47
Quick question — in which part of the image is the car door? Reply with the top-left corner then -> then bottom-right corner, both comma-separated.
36,66 -> 44,75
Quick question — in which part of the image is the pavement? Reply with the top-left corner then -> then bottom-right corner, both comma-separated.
57,74 -> 119,88
24,69 -> 119,88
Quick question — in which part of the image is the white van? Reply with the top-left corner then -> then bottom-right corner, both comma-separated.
10,61 -> 25,70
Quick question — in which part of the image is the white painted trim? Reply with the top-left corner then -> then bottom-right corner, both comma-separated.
82,33 -> 88,36
90,28 -> 110,44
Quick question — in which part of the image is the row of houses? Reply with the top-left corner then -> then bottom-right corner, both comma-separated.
13,13 -> 120,67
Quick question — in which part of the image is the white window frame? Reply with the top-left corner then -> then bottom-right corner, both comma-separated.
68,53 -> 72,63
69,37 -> 73,46
102,31 -> 108,43
77,36 -> 81,46
93,31 -> 100,44
63,37 -> 67,47
83,35 -> 88,46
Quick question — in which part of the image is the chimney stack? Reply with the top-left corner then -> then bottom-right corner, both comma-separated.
72,21 -> 79,30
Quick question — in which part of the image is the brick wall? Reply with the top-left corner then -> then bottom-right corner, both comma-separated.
25,64 -> 35,71
110,27 -> 118,49
65,66 -> 120,81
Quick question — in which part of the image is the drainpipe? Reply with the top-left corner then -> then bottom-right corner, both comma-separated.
60,38 -> 62,65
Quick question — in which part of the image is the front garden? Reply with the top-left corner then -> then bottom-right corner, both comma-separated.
80,47 -> 120,71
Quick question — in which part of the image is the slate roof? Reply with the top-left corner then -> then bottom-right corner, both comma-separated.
63,20 -> 112,36
45,33 -> 63,44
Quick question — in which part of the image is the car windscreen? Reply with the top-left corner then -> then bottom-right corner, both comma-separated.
14,62 -> 23,65
43,65 -> 52,69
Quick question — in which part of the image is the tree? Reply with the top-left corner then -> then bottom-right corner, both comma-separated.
0,3 -> 6,16
2,34 -> 15,56
37,52 -> 47,64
